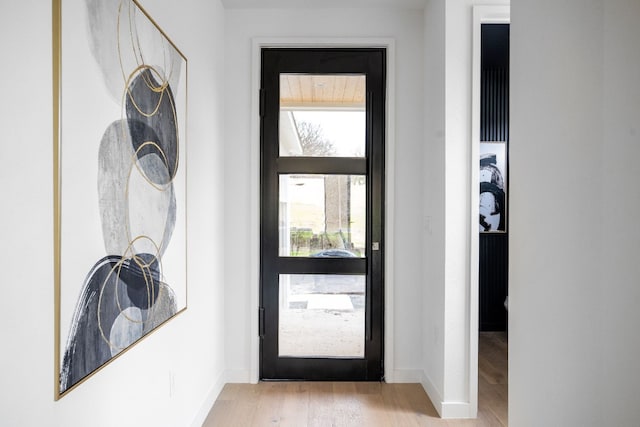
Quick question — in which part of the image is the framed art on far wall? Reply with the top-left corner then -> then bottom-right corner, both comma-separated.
53,0 -> 188,399
479,142 -> 506,232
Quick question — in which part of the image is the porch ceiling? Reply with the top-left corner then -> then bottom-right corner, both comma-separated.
280,74 -> 366,109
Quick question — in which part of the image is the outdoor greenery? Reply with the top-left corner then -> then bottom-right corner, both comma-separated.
289,228 -> 359,257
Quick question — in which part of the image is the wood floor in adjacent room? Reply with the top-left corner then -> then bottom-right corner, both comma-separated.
202,332 -> 508,427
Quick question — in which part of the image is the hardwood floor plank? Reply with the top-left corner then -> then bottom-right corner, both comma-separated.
331,382 -> 366,426
380,384 -> 425,427
479,332 -> 509,387
247,382 -> 285,425
358,391 -> 395,427
479,356 -> 507,385
203,396 -> 257,427
354,381 -> 381,395
307,382 -> 336,427
280,382 -> 310,427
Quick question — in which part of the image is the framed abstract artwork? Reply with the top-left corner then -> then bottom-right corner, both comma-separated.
479,142 -> 507,232
53,0 -> 187,399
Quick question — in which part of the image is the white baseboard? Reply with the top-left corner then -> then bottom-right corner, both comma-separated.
440,401 -> 474,419
224,369 -> 253,383
420,370 -> 474,419
189,370 -> 226,427
420,370 -> 444,416
387,369 -> 423,383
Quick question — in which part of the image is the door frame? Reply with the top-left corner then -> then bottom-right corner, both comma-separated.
470,4 -> 511,417
247,38 -> 396,384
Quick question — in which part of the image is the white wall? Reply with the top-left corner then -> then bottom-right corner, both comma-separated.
510,0 -> 640,425
0,1 -> 226,425
423,0 -> 508,418
601,1 -> 640,423
443,0 -> 476,410
422,0 -> 447,410
223,7 -> 425,382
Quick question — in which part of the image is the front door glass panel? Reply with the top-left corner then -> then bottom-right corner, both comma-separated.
278,274 -> 365,358
279,74 -> 366,158
279,174 -> 366,258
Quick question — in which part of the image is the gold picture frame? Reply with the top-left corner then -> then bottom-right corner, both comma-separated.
53,0 -> 188,399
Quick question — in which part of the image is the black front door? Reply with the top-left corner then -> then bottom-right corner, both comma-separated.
260,48 -> 385,380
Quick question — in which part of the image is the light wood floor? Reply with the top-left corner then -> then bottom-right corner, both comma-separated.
202,332 -> 508,427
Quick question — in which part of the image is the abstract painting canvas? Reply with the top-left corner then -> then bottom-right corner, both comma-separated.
479,142 -> 506,232
53,0 -> 187,398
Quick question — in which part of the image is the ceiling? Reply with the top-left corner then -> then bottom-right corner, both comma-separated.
222,0 -> 426,9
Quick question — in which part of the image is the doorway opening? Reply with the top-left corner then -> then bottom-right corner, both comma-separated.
473,8 -> 510,424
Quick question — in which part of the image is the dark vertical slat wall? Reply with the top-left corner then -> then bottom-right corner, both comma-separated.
481,24 -> 509,141
479,234 -> 508,330
479,24 -> 509,332
481,68 -> 509,141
